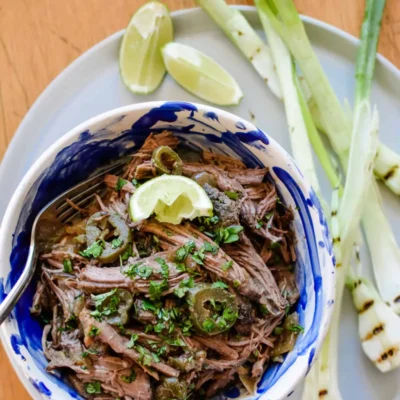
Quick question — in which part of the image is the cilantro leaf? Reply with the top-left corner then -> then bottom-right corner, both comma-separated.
85,382 -> 102,394
202,318 -> 216,333
63,258 -> 73,273
115,177 -> 127,191
173,277 -> 195,298
203,241 -> 218,254
88,326 -> 100,337
111,238 -> 123,249
224,191 -> 239,200
80,240 -> 104,258
221,260 -> 233,271
175,240 -> 196,261
121,369 -> 136,383
141,299 -> 157,312
149,281 -> 164,300
212,281 -> 228,289
126,334 -> 139,348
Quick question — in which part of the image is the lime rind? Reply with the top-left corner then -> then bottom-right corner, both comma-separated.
161,42 -> 243,106
129,175 -> 213,224
119,1 -> 173,95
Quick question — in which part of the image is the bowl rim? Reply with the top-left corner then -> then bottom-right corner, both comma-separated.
0,100 -> 335,400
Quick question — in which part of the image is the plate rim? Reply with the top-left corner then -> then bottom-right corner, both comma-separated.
0,5 -> 399,400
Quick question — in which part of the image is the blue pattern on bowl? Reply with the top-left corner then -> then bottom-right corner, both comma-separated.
0,101 -> 335,400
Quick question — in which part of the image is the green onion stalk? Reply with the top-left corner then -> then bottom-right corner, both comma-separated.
256,0 -> 400,395
195,0 -> 281,99
259,0 -> 400,306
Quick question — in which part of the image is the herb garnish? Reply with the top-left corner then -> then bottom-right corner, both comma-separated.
85,382 -> 102,394
115,177 -> 127,191
121,369 -> 137,383
80,240 -> 104,258
212,281 -> 229,289
225,191 -> 239,200
88,326 -> 100,337
63,258 -> 73,273
127,333 -> 139,348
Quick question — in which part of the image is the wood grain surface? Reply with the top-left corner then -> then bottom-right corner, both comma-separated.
0,0 -> 399,398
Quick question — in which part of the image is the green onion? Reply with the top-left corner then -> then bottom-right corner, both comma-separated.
195,0 -> 281,98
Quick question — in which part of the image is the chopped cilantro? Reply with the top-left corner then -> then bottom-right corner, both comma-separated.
85,381 -> 102,394
214,225 -> 244,245
136,345 -> 153,366
80,240 -> 104,258
255,220 -> 263,229
233,280 -> 241,288
265,212 -> 274,220
131,178 -> 139,187
88,326 -> 100,337
123,263 -> 153,279
212,281 -> 228,289
202,318 -> 216,333
203,241 -> 218,254
221,260 -> 233,271
126,333 -> 139,348
175,240 -> 196,261
223,307 -> 238,323
121,369 -> 136,383
174,277 -> 195,298
270,241 -> 281,249
149,281 -> 164,300
151,352 -> 160,363
155,257 -> 169,280
141,299 -> 157,312
92,289 -> 117,309
260,304 -> 269,316
63,258 -> 73,273
224,191 -> 239,200
115,177 -> 127,191
111,238 -> 123,249
154,322 -> 165,333
162,337 -> 186,347
176,263 -> 187,273
192,247 -> 205,265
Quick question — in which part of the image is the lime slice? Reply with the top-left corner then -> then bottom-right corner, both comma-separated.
129,175 -> 213,224
119,1 -> 173,94
161,42 -> 243,106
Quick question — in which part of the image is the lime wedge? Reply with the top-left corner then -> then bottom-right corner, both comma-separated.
129,175 -> 213,224
119,1 -> 173,94
161,42 -> 243,106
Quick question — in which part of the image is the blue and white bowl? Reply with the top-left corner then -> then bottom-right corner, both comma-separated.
0,101 -> 335,400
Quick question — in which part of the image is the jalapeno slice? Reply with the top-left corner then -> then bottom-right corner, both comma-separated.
86,212 -> 131,263
155,378 -> 187,400
152,146 -> 183,175
187,284 -> 238,336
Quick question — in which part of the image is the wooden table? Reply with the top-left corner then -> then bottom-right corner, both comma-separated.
0,0 -> 399,398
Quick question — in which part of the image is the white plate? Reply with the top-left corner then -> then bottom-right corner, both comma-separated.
1,6 -> 400,400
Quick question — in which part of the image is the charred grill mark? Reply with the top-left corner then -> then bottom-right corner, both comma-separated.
358,300 -> 374,314
331,209 -> 337,217
394,294 -> 400,303
333,237 -> 341,244
383,165 -> 399,181
362,324 -> 384,341
319,389 -> 328,397
352,279 -> 362,289
376,347 -> 398,363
